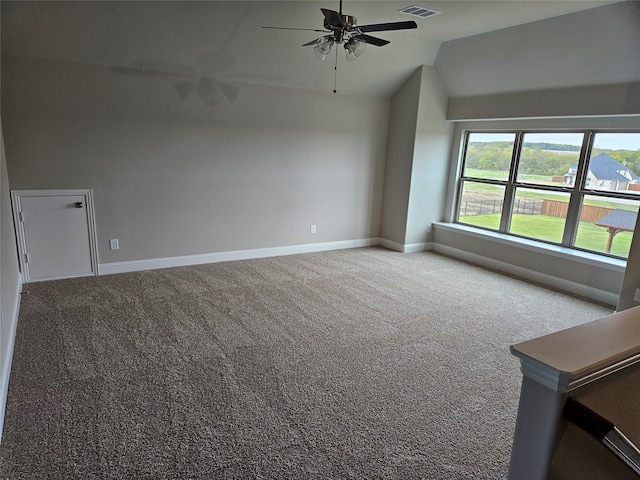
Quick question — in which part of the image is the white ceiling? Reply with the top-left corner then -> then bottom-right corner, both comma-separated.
0,0 -> 627,96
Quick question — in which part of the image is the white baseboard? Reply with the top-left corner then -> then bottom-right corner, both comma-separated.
99,238 -> 381,275
379,239 -> 403,252
0,273 -> 22,443
379,238 -> 428,253
432,243 -> 618,306
403,242 -> 428,253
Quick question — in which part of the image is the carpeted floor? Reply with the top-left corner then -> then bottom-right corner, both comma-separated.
0,248 -> 613,479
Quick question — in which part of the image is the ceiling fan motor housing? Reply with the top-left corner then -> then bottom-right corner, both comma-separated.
324,14 -> 357,29
341,15 -> 358,31
325,14 -> 358,43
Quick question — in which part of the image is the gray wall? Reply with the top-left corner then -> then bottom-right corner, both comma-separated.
405,66 -> 452,246
0,119 -> 22,441
432,223 -> 625,305
446,82 -> 640,121
380,69 -> 420,247
2,55 -> 389,265
380,66 -> 452,251
435,2 -> 640,99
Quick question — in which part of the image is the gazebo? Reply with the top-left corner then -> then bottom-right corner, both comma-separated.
594,209 -> 638,253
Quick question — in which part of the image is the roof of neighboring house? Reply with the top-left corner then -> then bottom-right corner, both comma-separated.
589,153 -> 637,181
565,153 -> 638,182
594,208 -> 638,231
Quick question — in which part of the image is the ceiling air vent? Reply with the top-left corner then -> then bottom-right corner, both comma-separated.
398,5 -> 440,19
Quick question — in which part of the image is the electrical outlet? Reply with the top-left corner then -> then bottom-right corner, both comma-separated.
310,224 -> 317,234
109,239 -> 120,250
634,288 -> 640,302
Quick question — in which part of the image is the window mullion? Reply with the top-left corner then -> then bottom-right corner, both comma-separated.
500,132 -> 523,233
453,131 -> 472,223
562,132 -> 593,246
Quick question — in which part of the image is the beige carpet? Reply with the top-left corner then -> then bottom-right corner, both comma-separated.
0,248 -> 613,479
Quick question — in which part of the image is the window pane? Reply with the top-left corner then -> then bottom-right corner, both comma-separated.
463,133 -> 515,181
517,133 -> 583,186
508,188 -> 569,244
574,194 -> 638,258
457,181 -> 505,230
585,133 -> 640,195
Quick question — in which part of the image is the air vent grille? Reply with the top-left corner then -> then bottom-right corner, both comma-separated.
398,5 -> 440,19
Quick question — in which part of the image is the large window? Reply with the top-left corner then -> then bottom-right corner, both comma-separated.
456,131 -> 640,259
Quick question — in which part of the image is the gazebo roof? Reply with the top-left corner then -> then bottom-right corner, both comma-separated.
594,209 -> 638,231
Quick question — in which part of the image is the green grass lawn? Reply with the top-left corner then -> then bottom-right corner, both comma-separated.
459,213 -> 632,257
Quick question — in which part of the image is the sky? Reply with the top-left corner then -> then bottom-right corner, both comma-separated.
469,132 -> 640,151
592,133 -> 640,151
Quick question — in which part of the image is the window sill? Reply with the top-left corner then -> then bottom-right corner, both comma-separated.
432,222 -> 627,273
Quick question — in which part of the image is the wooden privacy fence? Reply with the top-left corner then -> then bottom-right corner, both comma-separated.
542,199 -> 612,223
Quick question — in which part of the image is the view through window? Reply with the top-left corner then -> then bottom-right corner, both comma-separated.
456,131 -> 640,258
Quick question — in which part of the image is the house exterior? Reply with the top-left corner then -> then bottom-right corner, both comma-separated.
564,153 -> 639,191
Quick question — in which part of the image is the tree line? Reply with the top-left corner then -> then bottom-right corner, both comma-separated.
466,142 -> 640,177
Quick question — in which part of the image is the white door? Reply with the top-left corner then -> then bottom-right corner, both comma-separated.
12,190 -> 98,282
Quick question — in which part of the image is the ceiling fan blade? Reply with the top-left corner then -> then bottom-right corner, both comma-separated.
263,26 -> 327,33
354,34 -> 390,47
321,8 -> 344,28
358,20 -> 417,33
302,38 -> 321,47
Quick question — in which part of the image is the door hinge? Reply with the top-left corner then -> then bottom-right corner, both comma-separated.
19,211 -> 24,222
24,253 -> 30,264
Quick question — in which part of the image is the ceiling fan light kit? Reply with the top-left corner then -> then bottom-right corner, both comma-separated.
314,37 -> 334,61
344,37 -> 366,62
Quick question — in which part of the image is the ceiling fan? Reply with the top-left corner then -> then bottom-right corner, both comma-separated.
264,1 -> 418,62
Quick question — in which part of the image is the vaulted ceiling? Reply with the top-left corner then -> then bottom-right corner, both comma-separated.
1,1 -> 635,96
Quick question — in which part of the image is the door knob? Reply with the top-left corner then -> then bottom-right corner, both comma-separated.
75,202 -> 84,208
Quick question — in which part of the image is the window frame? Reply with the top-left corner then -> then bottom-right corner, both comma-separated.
454,129 -> 640,259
